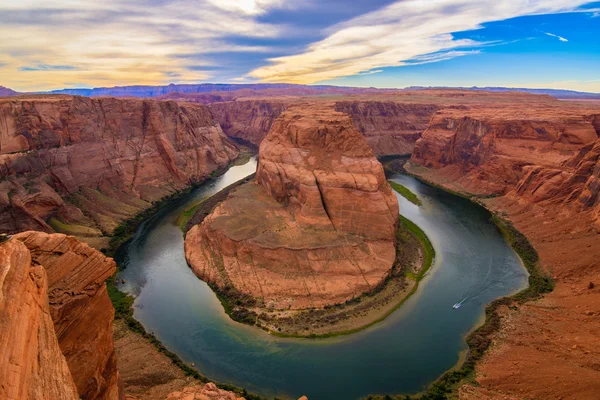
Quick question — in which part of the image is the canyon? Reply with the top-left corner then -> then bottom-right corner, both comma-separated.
0,95 -> 238,249
406,99 -> 600,399
2,85 -> 600,399
185,103 -> 399,313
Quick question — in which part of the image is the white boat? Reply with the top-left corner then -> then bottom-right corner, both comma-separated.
452,303 -> 461,309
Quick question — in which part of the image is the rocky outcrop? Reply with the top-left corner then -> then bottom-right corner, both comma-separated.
0,232 -> 119,400
166,383 -> 245,400
411,107 -> 600,195
209,100 -> 287,147
404,99 -> 600,400
334,101 -> 439,156
0,237 -> 79,400
0,95 -> 238,246
185,103 -> 399,309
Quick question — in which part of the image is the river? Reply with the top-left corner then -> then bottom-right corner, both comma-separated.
116,158 -> 528,400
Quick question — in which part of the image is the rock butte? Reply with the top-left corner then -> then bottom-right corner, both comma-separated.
185,103 -> 399,309
0,232 -> 119,400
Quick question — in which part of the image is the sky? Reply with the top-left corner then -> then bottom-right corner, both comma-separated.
0,0 -> 599,92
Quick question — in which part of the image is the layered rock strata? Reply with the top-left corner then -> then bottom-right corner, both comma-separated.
406,102 -> 600,399
0,95 -> 238,247
334,101 -> 439,156
0,237 -> 79,400
185,104 -> 399,309
209,100 -> 287,147
0,232 -> 119,400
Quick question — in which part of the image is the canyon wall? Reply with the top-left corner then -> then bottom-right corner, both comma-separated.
186,103 -> 399,309
209,100 -> 287,147
411,107 -> 600,197
406,101 -> 600,399
0,95 -> 238,247
0,232 -> 119,400
334,101 -> 439,156
0,237 -> 79,400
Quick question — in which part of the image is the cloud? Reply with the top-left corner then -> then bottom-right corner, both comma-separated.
356,69 -> 383,75
250,0 -> 590,83
0,0 -> 288,90
19,64 -> 78,71
405,50 -> 481,65
544,32 -> 568,42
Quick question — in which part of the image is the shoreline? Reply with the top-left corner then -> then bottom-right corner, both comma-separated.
107,155 -> 550,400
107,153 -> 267,400
180,174 -> 436,338
365,160 -> 555,400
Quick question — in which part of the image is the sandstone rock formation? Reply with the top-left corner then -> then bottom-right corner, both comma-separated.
411,106 -> 600,196
0,95 -> 238,247
185,103 -> 399,309
405,97 -> 600,400
166,383 -> 245,400
209,100 -> 287,147
334,101 -> 439,156
0,237 -> 79,400
0,232 -> 119,400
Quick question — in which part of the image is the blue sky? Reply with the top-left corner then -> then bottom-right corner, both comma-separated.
0,0 -> 598,92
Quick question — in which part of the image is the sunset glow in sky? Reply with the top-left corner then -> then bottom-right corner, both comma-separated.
0,0 -> 599,92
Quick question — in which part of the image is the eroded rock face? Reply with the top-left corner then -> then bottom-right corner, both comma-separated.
185,104 -> 399,309
209,100 -> 287,147
334,101 -> 439,156
0,95 -> 238,245
166,383 -> 245,400
15,232 -> 119,399
0,237 -> 79,400
411,107 -> 600,195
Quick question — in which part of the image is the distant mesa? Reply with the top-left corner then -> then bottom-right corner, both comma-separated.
0,86 -> 19,97
185,103 -> 399,310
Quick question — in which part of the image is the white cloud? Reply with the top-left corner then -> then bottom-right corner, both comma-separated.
544,32 -> 568,42
250,0 -> 590,83
0,0 -> 287,90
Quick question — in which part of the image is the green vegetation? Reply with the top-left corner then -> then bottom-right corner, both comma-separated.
175,198 -> 206,232
389,181 -> 422,206
48,217 -> 102,237
399,215 -> 434,280
492,215 -> 554,299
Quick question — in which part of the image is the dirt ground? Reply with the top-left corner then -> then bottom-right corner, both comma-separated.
113,320 -> 200,400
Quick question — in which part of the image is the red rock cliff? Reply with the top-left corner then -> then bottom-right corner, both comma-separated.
209,100 -> 287,147
334,101 -> 439,156
0,237 -> 79,400
185,103 -> 399,309
0,96 -> 238,247
0,232 -> 119,400
411,106 -> 600,195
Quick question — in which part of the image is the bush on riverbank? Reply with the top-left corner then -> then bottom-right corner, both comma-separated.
389,181 -> 423,206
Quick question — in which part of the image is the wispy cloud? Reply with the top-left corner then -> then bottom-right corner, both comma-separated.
0,0 -> 288,90
250,0 -> 590,83
19,64 -> 78,71
544,32 -> 568,42
356,69 -> 383,75
405,50 -> 481,66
